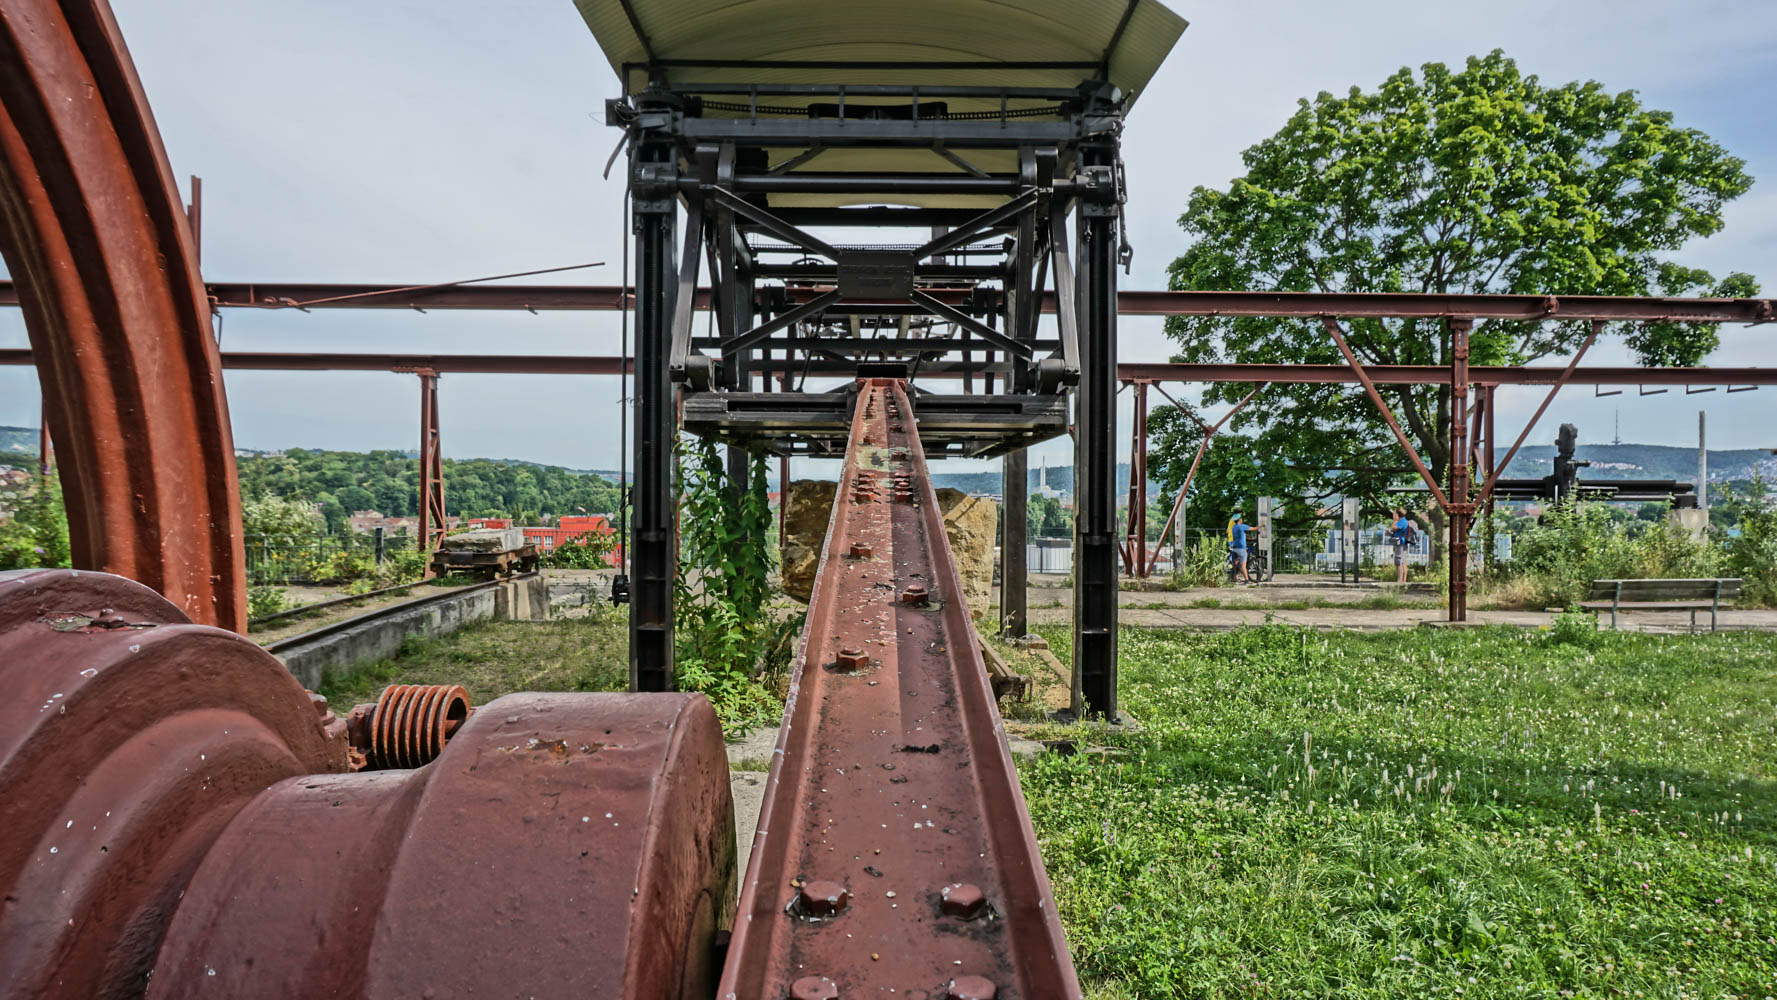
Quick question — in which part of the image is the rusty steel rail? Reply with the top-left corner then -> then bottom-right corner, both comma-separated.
720,379 -> 1078,1000
260,572 -> 534,656
246,578 -> 441,627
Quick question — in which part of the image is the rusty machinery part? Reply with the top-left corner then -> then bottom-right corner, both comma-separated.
146,692 -> 736,1000
353,683 -> 473,770
0,0 -> 245,631
1,569 -> 738,1000
719,379 -> 1082,999
0,569 -> 349,1000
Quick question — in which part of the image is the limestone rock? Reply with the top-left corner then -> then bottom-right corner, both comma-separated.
936,488 -> 997,620
439,527 -> 523,552
779,480 -> 999,621
780,480 -> 838,603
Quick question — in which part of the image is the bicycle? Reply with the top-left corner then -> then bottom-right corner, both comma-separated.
1225,545 -> 1273,584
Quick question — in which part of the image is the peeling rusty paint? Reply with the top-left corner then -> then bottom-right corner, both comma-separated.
719,380 -> 1081,999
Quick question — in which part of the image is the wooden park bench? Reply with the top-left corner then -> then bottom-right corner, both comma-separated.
1579,578 -> 1741,632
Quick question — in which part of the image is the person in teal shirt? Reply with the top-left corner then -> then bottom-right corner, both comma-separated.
1227,512 -> 1255,584
1390,508 -> 1415,583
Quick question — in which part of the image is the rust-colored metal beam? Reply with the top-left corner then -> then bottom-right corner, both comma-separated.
1321,317 -> 1451,510
1121,380 -> 1149,576
0,0 -> 244,630
1111,289 -> 1776,323
1475,322 -> 1604,508
1447,319 -> 1472,622
1145,384 -> 1265,577
7,281 -> 1771,323
1115,362 -> 1777,385
417,372 -> 445,567
5,350 -> 1771,386
721,379 -> 1079,999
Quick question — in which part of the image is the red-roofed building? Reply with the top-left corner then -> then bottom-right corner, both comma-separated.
522,514 -> 619,566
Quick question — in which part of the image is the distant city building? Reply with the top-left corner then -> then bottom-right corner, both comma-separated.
522,514 -> 618,565
1033,457 -> 1063,501
347,509 -> 458,535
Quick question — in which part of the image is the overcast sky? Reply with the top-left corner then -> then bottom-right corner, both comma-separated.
2,0 -> 1774,474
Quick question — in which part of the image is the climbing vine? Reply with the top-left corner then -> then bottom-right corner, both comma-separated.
674,440 -> 794,733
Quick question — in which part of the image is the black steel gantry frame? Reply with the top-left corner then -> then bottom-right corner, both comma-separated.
608,78 -> 1126,715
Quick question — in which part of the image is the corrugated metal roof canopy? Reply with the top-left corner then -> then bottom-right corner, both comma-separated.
574,0 -> 1186,109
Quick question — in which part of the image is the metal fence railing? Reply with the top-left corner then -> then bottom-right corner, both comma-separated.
244,530 -> 420,585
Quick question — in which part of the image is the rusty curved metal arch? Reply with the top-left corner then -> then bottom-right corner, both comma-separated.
0,0 -> 244,630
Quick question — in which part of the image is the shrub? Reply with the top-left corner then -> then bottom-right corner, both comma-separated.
673,441 -> 784,734
1167,536 -> 1227,589
247,585 -> 288,619
1544,606 -> 1603,647
242,493 -> 323,540
382,549 -> 429,586
1506,499 -> 1722,607
540,532 -> 615,569
307,550 -> 376,585
1719,477 -> 1777,607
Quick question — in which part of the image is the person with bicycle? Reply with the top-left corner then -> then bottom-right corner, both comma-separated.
1226,511 -> 1258,585
1390,507 -> 1417,583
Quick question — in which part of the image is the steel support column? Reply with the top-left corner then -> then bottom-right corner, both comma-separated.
417,372 -> 445,566
1072,162 -> 1120,719
1447,320 -> 1471,622
630,137 -> 678,692
1124,380 -> 1150,576
37,407 -> 50,477
1483,384 -> 1497,570
1001,447 -> 1028,636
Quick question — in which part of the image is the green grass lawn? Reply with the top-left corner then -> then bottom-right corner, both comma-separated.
1021,625 -> 1777,999
315,612 -> 629,708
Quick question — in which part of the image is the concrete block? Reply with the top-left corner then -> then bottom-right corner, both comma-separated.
440,527 -> 524,552
493,574 -> 549,621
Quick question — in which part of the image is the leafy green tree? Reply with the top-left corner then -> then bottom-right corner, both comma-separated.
1160,51 -> 1757,544
241,493 -> 324,540
0,470 -> 71,570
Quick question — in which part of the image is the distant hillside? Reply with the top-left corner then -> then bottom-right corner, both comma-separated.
1499,443 -> 1775,483
925,463 -> 1159,499
234,448 -> 621,531
0,426 -> 38,455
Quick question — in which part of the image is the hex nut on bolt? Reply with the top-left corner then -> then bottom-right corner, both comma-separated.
790,975 -> 840,1000
947,976 -> 997,1000
795,880 -> 850,917
901,585 -> 930,606
940,882 -> 987,919
835,647 -> 869,671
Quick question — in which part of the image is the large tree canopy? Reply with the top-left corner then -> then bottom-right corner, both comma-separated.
1156,51 -> 1757,525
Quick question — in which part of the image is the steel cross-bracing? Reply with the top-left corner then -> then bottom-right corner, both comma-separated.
722,379 -> 1079,1000
607,75 -> 1130,714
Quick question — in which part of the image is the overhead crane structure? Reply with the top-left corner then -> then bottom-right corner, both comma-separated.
3,2 -> 1775,998
584,0 -> 1190,711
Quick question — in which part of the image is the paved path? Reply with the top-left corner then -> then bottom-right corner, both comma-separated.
1027,603 -> 1777,632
